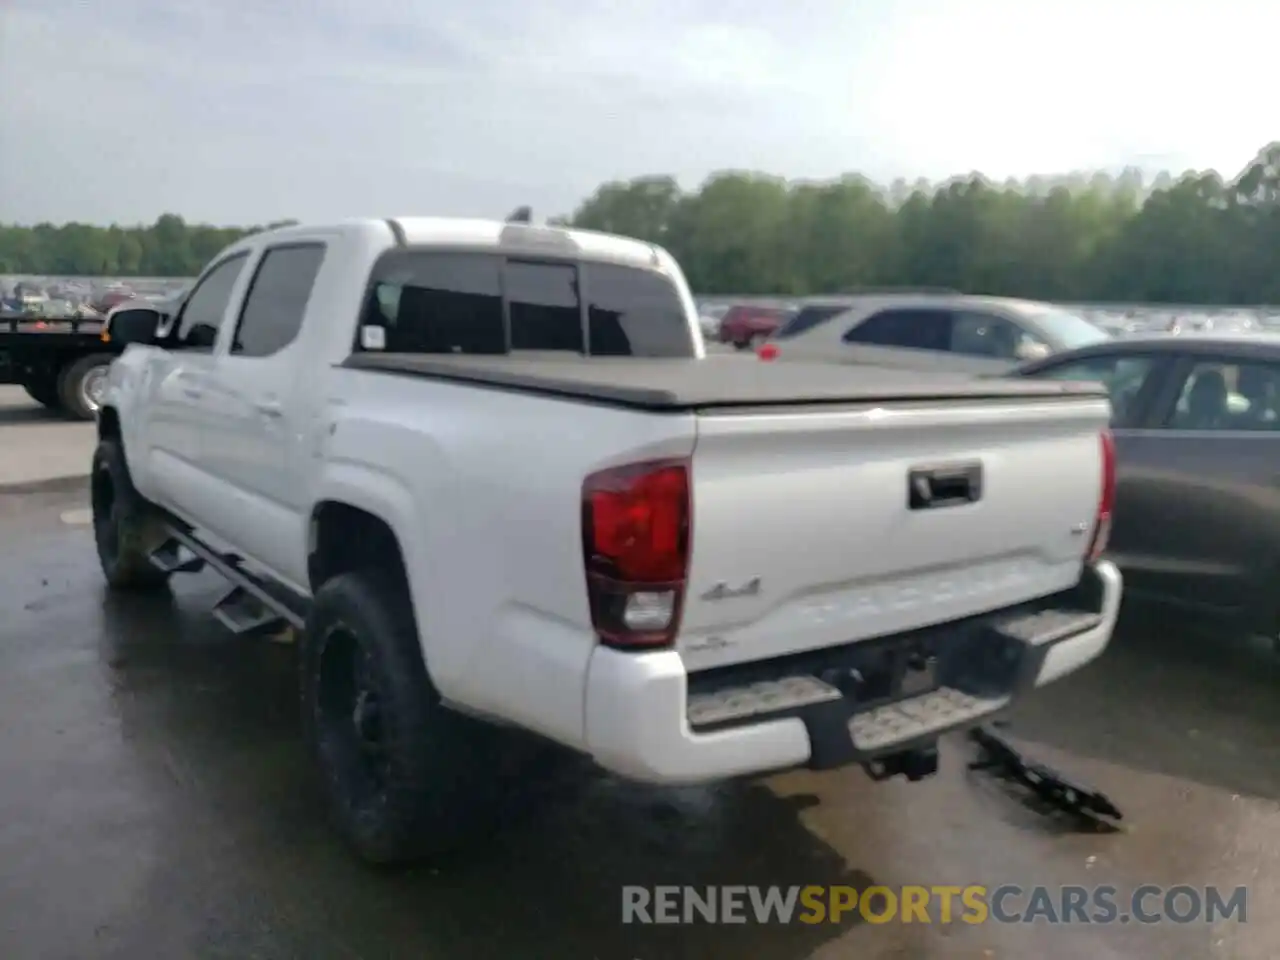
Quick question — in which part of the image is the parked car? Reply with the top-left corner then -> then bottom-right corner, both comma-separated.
1015,331 -> 1280,644
717,303 -> 792,348
697,303 -> 729,340
95,216 -> 1120,863
759,292 -> 1111,372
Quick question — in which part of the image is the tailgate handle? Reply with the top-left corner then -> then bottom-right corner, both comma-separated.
908,462 -> 982,510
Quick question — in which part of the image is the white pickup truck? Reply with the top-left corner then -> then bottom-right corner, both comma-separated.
94,217 -> 1122,863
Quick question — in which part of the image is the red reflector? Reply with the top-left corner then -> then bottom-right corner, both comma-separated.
582,459 -> 691,649
1088,429 -> 1115,562
757,342 -> 779,361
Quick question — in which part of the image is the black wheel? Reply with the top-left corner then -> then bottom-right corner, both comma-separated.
58,353 -> 114,420
301,571 -> 548,864
91,439 -> 170,591
23,377 -> 61,410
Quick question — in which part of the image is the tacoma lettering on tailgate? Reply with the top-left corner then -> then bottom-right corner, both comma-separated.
796,559 -> 1031,628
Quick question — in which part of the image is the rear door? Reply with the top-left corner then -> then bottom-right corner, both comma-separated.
1117,353 -> 1280,612
200,240 -> 328,581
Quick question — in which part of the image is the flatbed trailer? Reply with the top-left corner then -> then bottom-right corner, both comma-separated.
0,315 -> 122,419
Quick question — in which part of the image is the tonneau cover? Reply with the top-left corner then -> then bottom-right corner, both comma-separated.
342,353 -> 1107,411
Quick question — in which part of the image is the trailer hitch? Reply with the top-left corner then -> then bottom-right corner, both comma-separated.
968,725 -> 1123,822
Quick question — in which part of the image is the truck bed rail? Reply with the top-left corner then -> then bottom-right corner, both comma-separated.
0,316 -> 105,337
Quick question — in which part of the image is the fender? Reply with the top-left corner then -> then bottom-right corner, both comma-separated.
310,460 -> 472,695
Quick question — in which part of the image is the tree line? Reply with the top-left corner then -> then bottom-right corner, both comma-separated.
5,141 -> 1280,304
0,214 -> 298,281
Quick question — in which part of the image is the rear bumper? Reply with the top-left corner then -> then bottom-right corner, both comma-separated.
583,559 -> 1122,785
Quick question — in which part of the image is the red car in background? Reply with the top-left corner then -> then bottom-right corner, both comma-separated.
717,304 -> 792,349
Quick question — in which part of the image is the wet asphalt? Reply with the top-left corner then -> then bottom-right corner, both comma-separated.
1,483 -> 1278,960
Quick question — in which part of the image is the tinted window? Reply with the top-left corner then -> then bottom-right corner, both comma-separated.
1029,354 -> 1158,425
843,308 -> 950,350
774,304 -> 851,340
506,261 -> 583,353
232,244 -> 325,357
175,254 -> 247,348
357,251 -> 694,357
951,312 -> 1035,359
585,263 -> 691,357
366,252 -> 505,354
1165,360 -> 1280,432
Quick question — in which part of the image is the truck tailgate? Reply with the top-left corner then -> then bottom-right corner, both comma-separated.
679,395 -> 1109,672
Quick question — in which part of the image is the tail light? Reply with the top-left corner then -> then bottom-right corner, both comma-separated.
1087,429 -> 1115,562
757,342 -> 779,361
582,458 -> 691,649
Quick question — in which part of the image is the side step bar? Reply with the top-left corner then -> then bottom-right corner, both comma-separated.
148,525 -> 307,635
149,540 -> 207,575
212,586 -> 290,637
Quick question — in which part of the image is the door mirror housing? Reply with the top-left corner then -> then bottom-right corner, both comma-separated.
105,308 -> 163,347
1015,339 -> 1051,362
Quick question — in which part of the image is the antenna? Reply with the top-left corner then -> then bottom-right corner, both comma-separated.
506,206 -> 533,224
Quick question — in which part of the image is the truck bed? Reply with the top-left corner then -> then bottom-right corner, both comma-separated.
0,315 -> 105,340
343,353 -> 1106,411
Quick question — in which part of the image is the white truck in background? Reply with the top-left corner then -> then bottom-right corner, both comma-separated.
93,216 -> 1122,863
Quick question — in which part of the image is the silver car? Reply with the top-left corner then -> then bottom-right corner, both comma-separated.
762,292 -> 1111,373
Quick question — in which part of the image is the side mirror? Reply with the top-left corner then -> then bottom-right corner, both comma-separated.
105,308 -> 162,346
1015,340 -> 1051,362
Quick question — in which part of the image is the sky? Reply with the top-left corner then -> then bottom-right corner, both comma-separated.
1,0 -> 1276,227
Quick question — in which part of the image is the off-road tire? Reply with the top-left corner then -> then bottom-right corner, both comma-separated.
301,571 -> 550,864
58,353 -> 113,421
91,439 -> 170,591
23,376 -> 61,411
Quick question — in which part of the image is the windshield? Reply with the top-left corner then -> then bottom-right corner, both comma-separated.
1026,308 -> 1112,349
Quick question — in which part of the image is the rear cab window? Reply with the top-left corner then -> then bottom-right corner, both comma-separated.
359,251 -> 694,357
